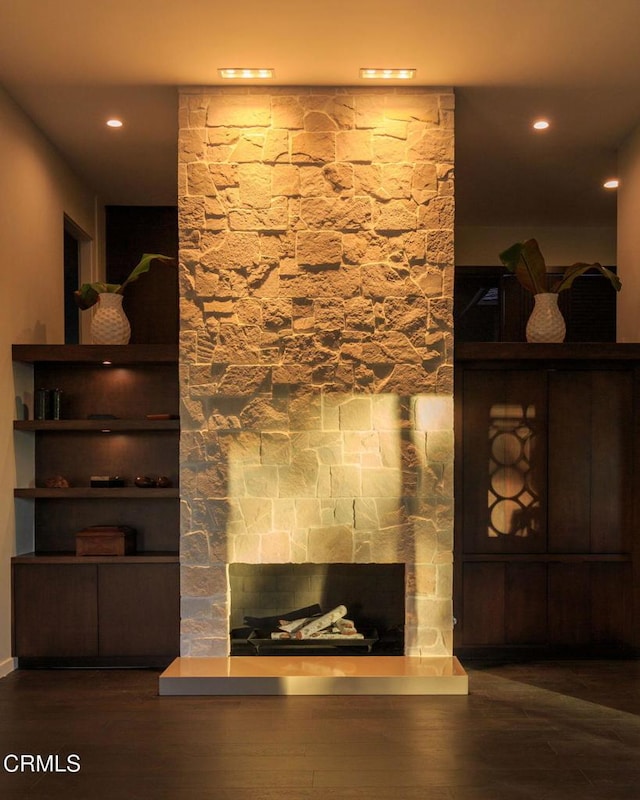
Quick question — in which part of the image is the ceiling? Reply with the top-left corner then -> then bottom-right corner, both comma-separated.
2,0 -> 640,226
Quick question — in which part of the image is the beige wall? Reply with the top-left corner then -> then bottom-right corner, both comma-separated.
456,225 -> 616,267
0,85 -> 99,676
617,122 -> 640,342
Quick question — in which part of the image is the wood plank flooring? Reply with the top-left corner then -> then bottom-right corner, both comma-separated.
0,659 -> 638,799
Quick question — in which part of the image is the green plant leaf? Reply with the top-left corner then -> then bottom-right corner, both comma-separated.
119,253 -> 174,293
499,239 -> 547,294
74,254 -> 174,309
74,283 -> 102,309
552,263 -> 622,293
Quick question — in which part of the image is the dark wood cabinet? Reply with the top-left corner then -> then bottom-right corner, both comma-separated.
11,345 -> 180,667
455,343 -> 640,657
12,563 -> 98,658
98,563 -> 179,657
12,559 -> 179,666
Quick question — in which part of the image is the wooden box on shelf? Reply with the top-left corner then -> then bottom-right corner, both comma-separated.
75,525 -> 136,557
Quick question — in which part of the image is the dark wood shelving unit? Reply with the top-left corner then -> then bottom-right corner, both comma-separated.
11,344 -> 180,668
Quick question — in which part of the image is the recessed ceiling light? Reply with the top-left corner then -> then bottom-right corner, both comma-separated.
106,119 -> 123,128
532,119 -> 550,130
603,178 -> 620,189
218,68 -> 274,79
360,68 -> 416,80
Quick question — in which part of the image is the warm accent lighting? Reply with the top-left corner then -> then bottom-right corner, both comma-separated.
532,119 -> 550,130
603,178 -> 620,189
360,68 -> 416,80
218,68 -> 274,79
102,360 -> 112,366
106,119 -> 123,128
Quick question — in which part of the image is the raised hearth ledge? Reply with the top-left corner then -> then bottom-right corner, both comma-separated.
159,656 -> 468,696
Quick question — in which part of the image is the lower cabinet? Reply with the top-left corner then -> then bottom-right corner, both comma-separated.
12,564 -> 98,659
98,563 -> 179,658
459,560 -> 633,651
12,560 -> 179,667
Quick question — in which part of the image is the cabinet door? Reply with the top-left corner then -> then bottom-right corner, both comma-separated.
97,564 -> 179,657
460,561 -> 548,646
13,564 -> 98,657
547,370 -> 633,554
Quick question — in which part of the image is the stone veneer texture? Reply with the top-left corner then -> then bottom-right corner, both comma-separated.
178,87 -> 455,657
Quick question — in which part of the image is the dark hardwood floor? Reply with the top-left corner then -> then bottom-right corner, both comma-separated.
0,660 -> 639,799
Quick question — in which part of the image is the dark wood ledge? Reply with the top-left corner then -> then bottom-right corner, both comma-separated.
12,552 -> 179,564
12,344 -> 178,364
455,342 -> 640,363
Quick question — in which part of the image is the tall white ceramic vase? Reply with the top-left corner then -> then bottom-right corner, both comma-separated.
90,293 -> 131,345
525,292 -> 566,343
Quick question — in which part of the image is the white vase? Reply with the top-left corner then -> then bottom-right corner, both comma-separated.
525,292 -> 566,343
90,293 -> 131,345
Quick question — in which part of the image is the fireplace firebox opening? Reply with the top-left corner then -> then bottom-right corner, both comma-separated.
230,563 -> 405,655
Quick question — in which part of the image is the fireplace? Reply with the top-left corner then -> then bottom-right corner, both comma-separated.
175,86 -> 457,677
180,390 -> 454,657
229,563 -> 405,654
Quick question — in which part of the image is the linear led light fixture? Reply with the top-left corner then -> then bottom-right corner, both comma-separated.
219,68 -> 274,79
360,68 -> 416,80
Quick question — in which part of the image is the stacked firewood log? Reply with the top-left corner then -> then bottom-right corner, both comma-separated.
269,605 -> 364,640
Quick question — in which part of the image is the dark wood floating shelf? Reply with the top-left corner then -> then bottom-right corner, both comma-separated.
14,488 -> 179,499
12,343 -> 178,364
12,552 -> 179,564
455,341 -> 640,362
14,419 -> 179,432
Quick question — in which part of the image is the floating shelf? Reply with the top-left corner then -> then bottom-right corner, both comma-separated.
12,552 -> 179,564
14,488 -> 179,499
12,343 -> 178,364
455,342 -> 640,362
14,419 -> 179,432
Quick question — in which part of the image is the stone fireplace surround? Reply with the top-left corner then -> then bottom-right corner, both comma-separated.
160,85 -> 466,694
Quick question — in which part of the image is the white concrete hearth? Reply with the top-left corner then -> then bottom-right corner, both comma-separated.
159,656 -> 468,696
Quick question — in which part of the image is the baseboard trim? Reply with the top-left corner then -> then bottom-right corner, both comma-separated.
0,657 -> 17,679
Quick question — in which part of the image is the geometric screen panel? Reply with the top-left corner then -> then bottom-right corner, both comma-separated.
488,403 -> 540,538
